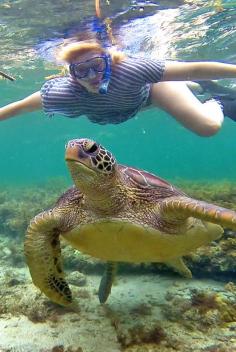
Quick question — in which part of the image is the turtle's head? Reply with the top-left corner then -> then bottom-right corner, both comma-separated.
65,138 -> 117,188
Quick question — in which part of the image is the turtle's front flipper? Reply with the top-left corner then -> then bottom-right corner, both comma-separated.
98,262 -> 117,303
160,196 -> 236,231
25,209 -> 72,306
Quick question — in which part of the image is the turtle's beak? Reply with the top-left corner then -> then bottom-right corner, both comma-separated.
65,142 -> 95,175
65,140 -> 92,162
65,145 -> 80,162
65,143 -> 97,181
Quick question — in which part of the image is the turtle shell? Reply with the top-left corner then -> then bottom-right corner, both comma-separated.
119,165 -> 186,197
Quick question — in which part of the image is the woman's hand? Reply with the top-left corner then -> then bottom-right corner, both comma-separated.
0,91 -> 42,121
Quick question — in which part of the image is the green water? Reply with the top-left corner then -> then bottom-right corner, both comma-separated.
1,74 -> 235,185
1,0 -> 236,185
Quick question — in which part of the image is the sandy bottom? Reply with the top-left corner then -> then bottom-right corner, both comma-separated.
0,265 -> 236,352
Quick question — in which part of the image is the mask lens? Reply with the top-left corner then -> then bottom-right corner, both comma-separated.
73,64 -> 89,79
90,57 -> 106,73
70,57 -> 106,79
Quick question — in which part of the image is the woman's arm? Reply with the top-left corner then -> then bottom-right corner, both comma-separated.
162,61 -> 236,81
0,91 -> 42,121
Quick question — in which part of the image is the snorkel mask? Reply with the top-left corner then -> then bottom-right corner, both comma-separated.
69,15 -> 113,94
69,53 -> 111,94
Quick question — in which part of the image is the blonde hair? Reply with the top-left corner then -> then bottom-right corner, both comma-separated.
57,41 -> 126,65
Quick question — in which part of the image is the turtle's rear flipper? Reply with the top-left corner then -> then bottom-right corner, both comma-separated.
98,262 -> 117,303
166,257 -> 192,278
25,209 -> 72,306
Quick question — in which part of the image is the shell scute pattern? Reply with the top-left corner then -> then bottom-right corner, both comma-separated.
121,165 -> 176,188
120,165 -> 185,200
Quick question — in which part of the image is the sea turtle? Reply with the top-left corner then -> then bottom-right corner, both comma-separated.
25,138 -> 236,306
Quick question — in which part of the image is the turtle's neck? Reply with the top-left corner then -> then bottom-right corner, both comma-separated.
73,171 -> 125,215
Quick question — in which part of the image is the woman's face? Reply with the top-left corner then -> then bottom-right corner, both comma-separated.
70,51 -> 107,93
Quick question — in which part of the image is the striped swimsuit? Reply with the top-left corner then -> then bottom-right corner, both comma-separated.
40,57 -> 165,125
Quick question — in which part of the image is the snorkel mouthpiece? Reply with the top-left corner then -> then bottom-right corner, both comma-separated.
99,80 -> 109,94
99,53 -> 111,94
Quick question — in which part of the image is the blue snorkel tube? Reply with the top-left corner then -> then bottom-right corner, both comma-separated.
92,16 -> 112,95
99,53 -> 111,94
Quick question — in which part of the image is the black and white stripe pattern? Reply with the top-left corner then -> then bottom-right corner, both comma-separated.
40,57 -> 165,125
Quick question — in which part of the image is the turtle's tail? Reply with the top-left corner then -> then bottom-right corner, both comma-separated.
160,196 -> 236,230
25,210 -> 72,306
98,261 -> 117,304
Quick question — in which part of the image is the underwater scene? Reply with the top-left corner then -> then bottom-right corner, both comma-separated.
1,0 -> 236,351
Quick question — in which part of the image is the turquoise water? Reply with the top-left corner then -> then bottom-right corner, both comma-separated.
1,3 -> 236,351
1,0 -> 236,185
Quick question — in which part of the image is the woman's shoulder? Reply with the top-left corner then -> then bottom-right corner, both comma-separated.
116,56 -> 164,72
113,55 -> 165,83
43,75 -> 80,88
43,75 -> 74,87
118,56 -> 164,69
41,75 -> 79,97
125,55 -> 164,63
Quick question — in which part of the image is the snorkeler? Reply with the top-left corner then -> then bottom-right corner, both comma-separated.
1,40 -> 236,136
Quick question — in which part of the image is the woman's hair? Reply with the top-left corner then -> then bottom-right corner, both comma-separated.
57,40 -> 126,65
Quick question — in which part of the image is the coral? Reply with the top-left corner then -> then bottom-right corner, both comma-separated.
76,288 -> 91,299
200,344 -> 236,352
0,180 -> 67,239
44,347 -> 83,352
0,272 -> 76,323
190,289 -> 219,314
215,295 -> 236,323
103,305 -> 167,349
117,322 -> 166,348
224,282 -> 236,293
130,303 -> 152,316
67,271 -> 87,286
163,288 -> 236,331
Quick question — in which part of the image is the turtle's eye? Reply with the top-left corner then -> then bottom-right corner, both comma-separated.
83,140 -> 98,154
87,143 -> 98,153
